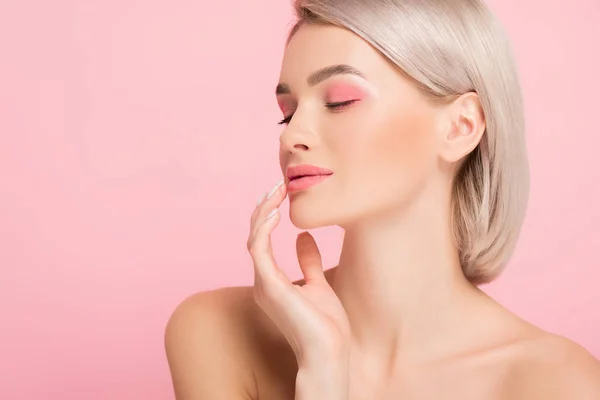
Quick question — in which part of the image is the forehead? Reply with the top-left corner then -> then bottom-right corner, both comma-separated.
279,23 -> 394,88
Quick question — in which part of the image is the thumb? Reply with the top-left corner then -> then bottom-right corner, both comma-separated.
296,231 -> 325,284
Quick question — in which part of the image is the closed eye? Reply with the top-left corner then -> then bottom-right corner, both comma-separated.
277,99 -> 358,125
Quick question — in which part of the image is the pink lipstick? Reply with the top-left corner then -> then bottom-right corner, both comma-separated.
286,164 -> 333,193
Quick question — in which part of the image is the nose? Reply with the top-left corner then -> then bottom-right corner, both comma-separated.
280,133 -> 308,153
279,123 -> 317,154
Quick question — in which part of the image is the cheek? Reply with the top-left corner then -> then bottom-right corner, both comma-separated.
323,109 -> 438,216
383,113 -> 436,173
332,108 -> 436,183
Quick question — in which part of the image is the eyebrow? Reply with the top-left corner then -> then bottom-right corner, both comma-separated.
275,64 -> 366,95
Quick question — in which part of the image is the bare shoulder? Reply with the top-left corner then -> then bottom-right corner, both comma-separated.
164,286 -> 297,400
507,331 -> 600,399
164,286 -> 258,399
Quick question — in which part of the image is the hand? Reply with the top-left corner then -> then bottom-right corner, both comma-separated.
247,178 -> 352,368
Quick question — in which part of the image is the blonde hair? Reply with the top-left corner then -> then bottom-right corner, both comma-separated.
286,0 -> 529,284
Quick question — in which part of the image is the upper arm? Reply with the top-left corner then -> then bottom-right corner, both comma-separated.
164,289 -> 255,400
559,343 -> 600,399
514,337 -> 600,400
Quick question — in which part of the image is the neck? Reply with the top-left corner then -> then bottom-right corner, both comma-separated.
329,187 -> 488,369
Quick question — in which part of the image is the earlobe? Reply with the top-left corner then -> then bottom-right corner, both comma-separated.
440,92 -> 486,163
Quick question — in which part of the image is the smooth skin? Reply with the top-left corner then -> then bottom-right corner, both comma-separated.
165,23 -> 600,399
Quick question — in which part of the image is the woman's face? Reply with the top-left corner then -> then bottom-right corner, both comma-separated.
277,23 -> 446,230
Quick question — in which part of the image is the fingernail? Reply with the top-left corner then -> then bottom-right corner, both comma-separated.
266,208 -> 279,219
266,178 -> 284,199
256,192 -> 267,207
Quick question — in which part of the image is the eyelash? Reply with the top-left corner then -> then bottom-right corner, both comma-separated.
277,100 -> 357,125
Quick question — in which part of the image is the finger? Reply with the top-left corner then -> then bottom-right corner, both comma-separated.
251,191 -> 267,227
251,178 -> 284,227
251,179 -> 286,236
296,231 -> 326,285
249,206 -> 289,284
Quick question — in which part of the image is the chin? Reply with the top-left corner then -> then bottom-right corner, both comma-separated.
288,202 -> 334,230
289,210 -> 325,230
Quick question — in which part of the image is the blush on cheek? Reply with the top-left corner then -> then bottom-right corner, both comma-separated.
326,82 -> 369,103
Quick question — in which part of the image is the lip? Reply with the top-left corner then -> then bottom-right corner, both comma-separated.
285,164 -> 333,193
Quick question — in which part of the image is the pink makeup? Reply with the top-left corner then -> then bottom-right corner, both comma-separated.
326,81 -> 368,103
287,174 -> 332,193
286,164 -> 334,193
277,99 -> 293,116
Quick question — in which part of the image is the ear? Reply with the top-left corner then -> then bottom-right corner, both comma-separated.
438,92 -> 486,164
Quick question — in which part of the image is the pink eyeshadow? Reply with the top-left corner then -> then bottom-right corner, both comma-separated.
326,82 -> 368,102
277,99 -> 293,115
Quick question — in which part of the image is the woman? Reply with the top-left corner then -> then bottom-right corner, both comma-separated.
165,0 -> 600,398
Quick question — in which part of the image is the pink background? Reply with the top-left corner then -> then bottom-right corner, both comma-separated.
1,0 -> 598,398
